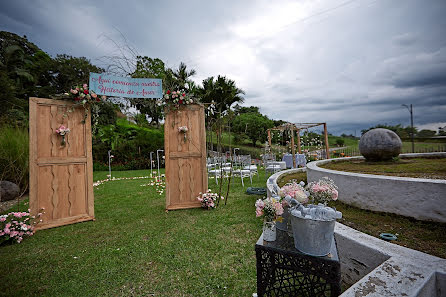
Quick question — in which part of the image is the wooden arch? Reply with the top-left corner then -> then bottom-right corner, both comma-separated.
267,122 -> 330,167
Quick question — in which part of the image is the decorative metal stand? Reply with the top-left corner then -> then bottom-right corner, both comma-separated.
255,230 -> 341,297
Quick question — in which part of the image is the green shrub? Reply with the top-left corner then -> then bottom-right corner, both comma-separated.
0,126 -> 29,194
335,139 -> 345,146
92,119 -> 164,170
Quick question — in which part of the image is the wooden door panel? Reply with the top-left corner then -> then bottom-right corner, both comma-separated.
165,105 -> 207,210
36,105 -> 52,158
30,98 -> 94,230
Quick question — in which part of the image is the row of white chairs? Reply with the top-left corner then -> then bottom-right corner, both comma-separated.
207,155 -> 258,187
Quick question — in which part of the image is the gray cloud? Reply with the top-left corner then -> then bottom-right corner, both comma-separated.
1,0 -> 445,135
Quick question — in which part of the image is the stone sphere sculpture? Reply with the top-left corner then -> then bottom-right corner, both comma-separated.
359,128 -> 402,161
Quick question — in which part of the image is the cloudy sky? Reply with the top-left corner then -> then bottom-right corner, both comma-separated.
1,0 -> 445,135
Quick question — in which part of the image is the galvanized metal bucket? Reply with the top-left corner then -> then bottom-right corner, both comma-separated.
276,205 -> 290,232
290,215 -> 335,256
276,196 -> 300,233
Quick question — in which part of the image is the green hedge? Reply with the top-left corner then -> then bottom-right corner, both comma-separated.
92,119 -> 164,170
0,126 -> 29,194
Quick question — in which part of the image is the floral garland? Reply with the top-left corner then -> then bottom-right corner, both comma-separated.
158,89 -> 195,111
60,83 -> 107,131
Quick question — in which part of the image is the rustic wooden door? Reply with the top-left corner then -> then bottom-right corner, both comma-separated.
165,104 -> 208,210
29,98 -> 94,230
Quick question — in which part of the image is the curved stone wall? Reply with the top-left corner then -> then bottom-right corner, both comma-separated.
266,162 -> 446,296
306,153 -> 446,223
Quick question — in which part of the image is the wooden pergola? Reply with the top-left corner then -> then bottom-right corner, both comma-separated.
267,122 -> 330,168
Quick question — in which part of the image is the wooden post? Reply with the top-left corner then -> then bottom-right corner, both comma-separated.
323,123 -> 330,159
291,128 -> 296,168
297,129 -> 301,154
267,129 -> 272,148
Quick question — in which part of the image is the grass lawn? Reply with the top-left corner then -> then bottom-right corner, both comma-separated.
0,169 -> 269,296
320,157 -> 446,179
277,170 -> 446,259
401,141 -> 446,153
2,166 -> 445,296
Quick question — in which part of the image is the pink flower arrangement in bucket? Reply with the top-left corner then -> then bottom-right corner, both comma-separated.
278,181 -> 308,205
178,126 -> 188,142
307,177 -> 338,205
55,125 -> 70,136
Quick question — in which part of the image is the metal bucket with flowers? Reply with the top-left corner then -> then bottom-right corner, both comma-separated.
288,177 -> 342,256
276,181 -> 308,233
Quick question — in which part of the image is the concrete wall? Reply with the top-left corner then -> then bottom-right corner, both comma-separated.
335,223 -> 446,297
306,153 -> 446,223
266,165 -> 446,296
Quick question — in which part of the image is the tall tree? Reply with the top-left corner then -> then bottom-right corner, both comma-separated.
232,112 -> 274,146
172,61 -> 196,90
130,56 -> 167,126
130,58 -> 197,126
233,104 -> 260,115
0,31 -> 48,121
198,75 -> 245,117
53,54 -> 103,93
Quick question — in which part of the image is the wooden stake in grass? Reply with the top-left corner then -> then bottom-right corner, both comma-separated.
225,119 -> 233,205
217,116 -> 224,206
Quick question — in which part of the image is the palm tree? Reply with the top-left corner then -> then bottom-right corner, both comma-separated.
172,62 -> 196,90
198,75 -> 245,115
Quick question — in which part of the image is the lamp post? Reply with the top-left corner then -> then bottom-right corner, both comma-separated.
402,104 -> 414,153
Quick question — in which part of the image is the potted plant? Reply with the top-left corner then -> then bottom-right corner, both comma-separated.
289,177 -> 342,256
255,197 -> 284,241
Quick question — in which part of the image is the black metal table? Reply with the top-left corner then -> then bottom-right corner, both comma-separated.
255,230 -> 341,297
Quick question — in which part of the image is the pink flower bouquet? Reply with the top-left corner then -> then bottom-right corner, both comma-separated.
278,181 -> 308,204
55,125 -> 70,136
0,210 -> 44,244
197,189 -> 223,209
307,177 -> 338,205
255,197 -> 284,222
